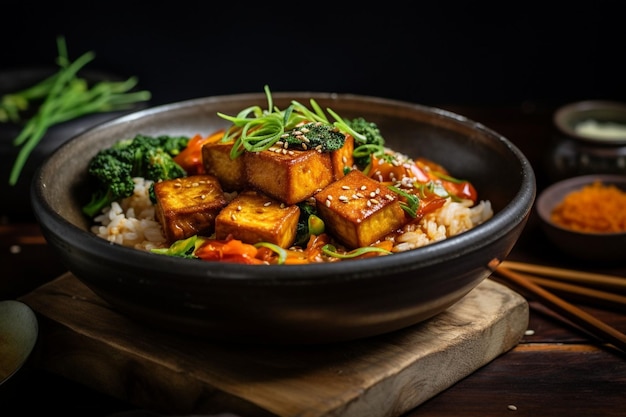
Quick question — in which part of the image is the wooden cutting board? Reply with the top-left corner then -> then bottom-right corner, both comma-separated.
20,273 -> 528,417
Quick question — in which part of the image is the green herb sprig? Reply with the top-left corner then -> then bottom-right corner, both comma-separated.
3,36 -> 152,185
217,85 -> 369,160
321,244 -> 392,259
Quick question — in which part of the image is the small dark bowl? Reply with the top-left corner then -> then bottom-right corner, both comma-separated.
554,100 -> 626,145
546,100 -> 626,182
0,300 -> 39,395
536,174 -> 626,262
31,92 -> 536,344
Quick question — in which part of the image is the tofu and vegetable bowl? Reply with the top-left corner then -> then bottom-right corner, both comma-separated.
31,88 -> 536,344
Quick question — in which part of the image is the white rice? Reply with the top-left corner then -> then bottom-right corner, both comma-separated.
91,178 -> 493,254
91,178 -> 167,251
391,199 -> 493,252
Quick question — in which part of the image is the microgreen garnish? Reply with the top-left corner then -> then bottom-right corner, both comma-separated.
217,85 -> 367,160
322,244 -> 392,259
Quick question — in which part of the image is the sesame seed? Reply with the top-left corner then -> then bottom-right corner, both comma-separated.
342,156 -> 347,163
369,191 -> 376,197
366,200 -> 372,207
352,194 -> 359,199
369,198 -> 379,205
341,185 -> 350,190
230,214 -> 237,221
356,192 -> 364,198
360,185 -> 367,190
339,195 -> 349,202
327,195 -> 333,200
507,405 -> 517,411
326,199 -> 331,207
302,143 -> 308,150
264,201 -> 272,207
237,205 -> 242,211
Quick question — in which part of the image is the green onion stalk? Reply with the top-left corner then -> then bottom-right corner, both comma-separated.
2,36 -> 151,186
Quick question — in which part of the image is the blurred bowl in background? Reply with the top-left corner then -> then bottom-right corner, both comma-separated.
545,100 -> 626,182
554,100 -> 626,145
0,300 -> 39,396
0,67 -> 149,222
536,174 -> 626,262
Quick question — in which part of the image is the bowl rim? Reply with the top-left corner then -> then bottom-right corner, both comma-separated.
31,92 -> 537,283
553,99 -> 626,145
536,173 -> 626,236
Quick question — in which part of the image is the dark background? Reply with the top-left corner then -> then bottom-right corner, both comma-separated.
2,2 -> 625,108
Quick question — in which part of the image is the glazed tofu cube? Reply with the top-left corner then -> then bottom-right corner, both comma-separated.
314,170 -> 406,248
215,190 -> 300,248
244,147 -> 333,205
154,175 -> 227,243
201,140 -> 247,191
329,133 -> 354,180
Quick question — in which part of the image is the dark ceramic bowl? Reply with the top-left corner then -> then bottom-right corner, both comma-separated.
0,300 -> 39,395
31,92 -> 536,344
536,174 -> 626,262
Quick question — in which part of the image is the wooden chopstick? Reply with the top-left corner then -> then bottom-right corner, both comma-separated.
494,266 -> 626,354
500,260 -> 626,293
514,272 -> 626,312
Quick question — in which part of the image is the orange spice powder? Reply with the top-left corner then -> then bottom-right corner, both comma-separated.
550,181 -> 626,233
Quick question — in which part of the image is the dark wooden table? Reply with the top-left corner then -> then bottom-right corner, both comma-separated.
2,102 -> 625,417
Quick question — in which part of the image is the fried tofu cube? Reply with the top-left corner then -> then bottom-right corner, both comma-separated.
244,148 -> 333,205
329,133 -> 354,180
154,175 -> 227,243
215,190 -> 300,248
314,170 -> 406,248
201,140 -> 247,191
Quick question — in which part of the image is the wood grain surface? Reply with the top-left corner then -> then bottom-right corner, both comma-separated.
20,273 -> 528,417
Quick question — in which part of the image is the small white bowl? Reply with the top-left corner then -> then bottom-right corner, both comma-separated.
536,174 -> 626,262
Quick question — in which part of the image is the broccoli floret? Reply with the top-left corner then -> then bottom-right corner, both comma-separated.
283,122 -> 346,152
345,117 -> 385,169
346,117 -> 385,146
143,147 -> 187,181
82,150 -> 136,217
293,201 -> 325,247
82,134 -> 190,218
